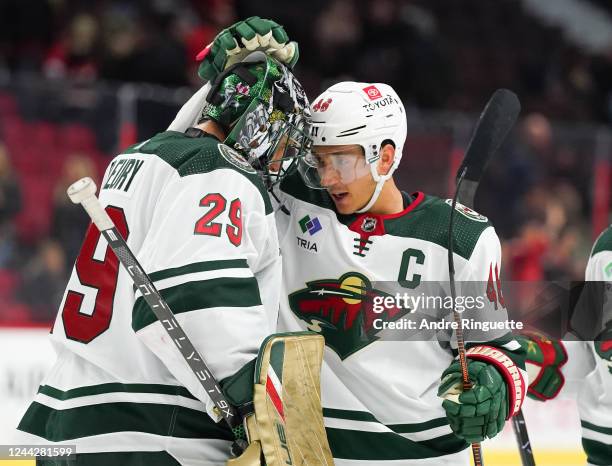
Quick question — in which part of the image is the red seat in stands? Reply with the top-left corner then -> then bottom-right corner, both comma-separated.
60,123 -> 97,152
1,117 -> 27,148
0,300 -> 34,324
15,174 -> 54,244
0,92 -> 18,118
32,122 -> 59,150
0,269 -> 19,300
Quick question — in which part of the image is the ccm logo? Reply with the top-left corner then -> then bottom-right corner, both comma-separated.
276,422 -> 293,464
363,85 -> 382,100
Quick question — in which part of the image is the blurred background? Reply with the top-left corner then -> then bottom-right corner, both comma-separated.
0,0 -> 610,464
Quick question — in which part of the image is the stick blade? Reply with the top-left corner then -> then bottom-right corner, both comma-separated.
458,89 -> 521,183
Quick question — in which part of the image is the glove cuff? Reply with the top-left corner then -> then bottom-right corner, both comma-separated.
523,331 -> 568,401
466,345 -> 526,418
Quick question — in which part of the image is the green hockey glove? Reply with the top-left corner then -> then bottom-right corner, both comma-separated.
438,360 -> 508,444
594,320 -> 612,374
197,16 -> 299,82
515,331 -> 567,400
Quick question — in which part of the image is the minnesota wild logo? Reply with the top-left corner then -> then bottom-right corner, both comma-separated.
444,199 -> 488,222
595,322 -> 612,375
288,273 -> 410,359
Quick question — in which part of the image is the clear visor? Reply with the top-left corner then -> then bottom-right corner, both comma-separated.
297,148 -> 370,189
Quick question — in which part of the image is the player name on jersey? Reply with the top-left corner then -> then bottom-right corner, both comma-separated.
103,158 -> 145,192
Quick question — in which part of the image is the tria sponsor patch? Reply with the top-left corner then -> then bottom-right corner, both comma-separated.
296,236 -> 319,253
299,215 -> 322,236
362,85 -> 382,100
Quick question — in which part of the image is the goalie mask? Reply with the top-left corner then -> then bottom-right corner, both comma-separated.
298,81 -> 406,213
201,51 -> 312,186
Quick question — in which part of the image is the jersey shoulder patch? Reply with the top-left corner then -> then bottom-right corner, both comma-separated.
217,144 -> 256,174
591,225 -> 612,257
386,195 -> 492,260
444,199 -> 488,222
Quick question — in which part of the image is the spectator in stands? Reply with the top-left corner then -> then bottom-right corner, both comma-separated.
98,7 -> 144,83
478,113 -> 551,238
0,0 -> 54,72
50,154 -> 96,264
508,181 -> 589,283
138,10 -> 189,86
44,13 -> 99,80
544,224 -> 588,281
357,0 -> 451,107
505,217 -> 550,282
310,0 -> 363,88
17,239 -> 67,321
0,143 -> 21,268
99,7 -> 188,86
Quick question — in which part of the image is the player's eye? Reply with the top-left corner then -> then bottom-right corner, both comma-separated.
334,154 -> 354,167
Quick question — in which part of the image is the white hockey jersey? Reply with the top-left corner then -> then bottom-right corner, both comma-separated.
16,131 -> 280,465
580,227 -> 612,465
274,170 -> 527,465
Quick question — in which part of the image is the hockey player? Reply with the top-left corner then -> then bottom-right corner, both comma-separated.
271,81 -> 528,465
517,226 -> 612,465
149,17 -> 530,463
171,22 -> 528,463
580,228 -> 612,465
15,36 -> 313,466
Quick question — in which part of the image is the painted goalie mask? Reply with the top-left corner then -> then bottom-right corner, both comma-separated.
201,51 -> 312,186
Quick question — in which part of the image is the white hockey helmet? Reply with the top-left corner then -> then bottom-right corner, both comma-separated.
298,81 -> 407,213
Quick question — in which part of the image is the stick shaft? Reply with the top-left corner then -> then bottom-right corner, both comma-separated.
73,187 -> 240,429
512,411 -> 536,466
447,183 -> 484,466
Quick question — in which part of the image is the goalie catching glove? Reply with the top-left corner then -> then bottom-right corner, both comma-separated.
197,16 -> 299,82
438,345 -> 526,443
222,332 -> 333,466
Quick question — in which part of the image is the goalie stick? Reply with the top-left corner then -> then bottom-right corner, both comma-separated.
447,88 -> 526,466
66,177 -> 246,447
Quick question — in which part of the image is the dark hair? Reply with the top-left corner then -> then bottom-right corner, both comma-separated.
381,139 -> 396,149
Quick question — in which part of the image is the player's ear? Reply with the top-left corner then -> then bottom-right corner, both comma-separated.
377,143 -> 396,176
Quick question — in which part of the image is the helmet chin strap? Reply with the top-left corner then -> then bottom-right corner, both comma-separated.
355,163 -> 391,214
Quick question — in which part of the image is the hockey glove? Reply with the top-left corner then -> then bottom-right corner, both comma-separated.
438,360 -> 508,444
197,16 -> 299,82
594,320 -> 612,374
515,331 -> 568,400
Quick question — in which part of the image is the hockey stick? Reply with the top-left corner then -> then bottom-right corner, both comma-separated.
452,89 -> 535,466
66,178 -> 245,443
448,88 -> 522,466
511,410 -> 536,466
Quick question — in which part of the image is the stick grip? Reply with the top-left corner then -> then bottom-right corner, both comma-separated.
67,177 -> 114,231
